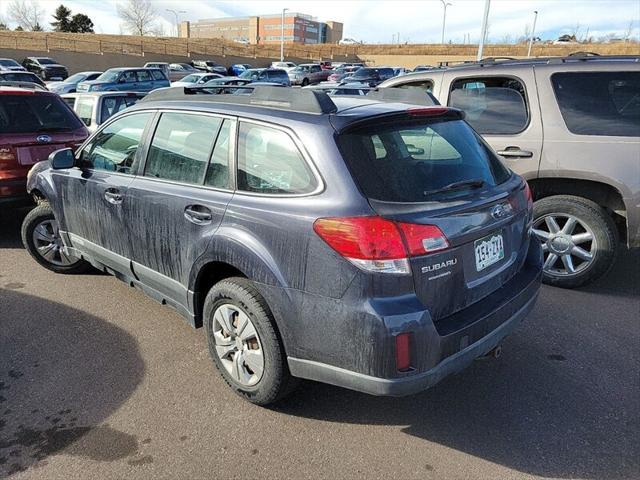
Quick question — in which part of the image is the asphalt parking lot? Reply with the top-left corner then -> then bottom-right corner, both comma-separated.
0,207 -> 638,480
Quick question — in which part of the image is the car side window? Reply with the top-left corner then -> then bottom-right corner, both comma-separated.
75,97 -> 95,127
449,76 -> 528,135
237,122 -> 317,194
150,70 -> 165,81
80,113 -> 152,173
144,112 -> 222,185
137,70 -> 151,82
204,120 -> 232,189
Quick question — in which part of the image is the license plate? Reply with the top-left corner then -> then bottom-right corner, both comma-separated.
474,232 -> 504,271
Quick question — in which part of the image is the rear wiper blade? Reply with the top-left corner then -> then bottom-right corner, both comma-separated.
422,179 -> 485,197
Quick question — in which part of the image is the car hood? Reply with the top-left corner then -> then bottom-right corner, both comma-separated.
0,66 -> 26,72
42,64 -> 67,69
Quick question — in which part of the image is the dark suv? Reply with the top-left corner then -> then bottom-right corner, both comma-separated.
0,85 -> 88,205
23,87 -> 542,405
21,57 -> 69,81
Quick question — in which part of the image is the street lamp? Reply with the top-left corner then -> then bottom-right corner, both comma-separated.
166,9 -> 187,37
440,0 -> 452,44
281,8 -> 289,62
527,10 -> 539,58
477,0 -> 491,61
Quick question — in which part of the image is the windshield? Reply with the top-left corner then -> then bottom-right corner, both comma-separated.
0,94 -> 83,134
352,68 -> 375,78
0,59 -> 19,67
36,58 -> 57,65
181,74 -> 200,83
65,73 -> 88,83
240,69 -> 261,79
337,118 -> 511,202
96,70 -> 120,82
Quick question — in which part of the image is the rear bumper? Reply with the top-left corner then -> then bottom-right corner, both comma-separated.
288,285 -> 539,396
0,177 -> 31,205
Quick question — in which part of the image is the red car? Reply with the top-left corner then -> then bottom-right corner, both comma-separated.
0,85 -> 88,205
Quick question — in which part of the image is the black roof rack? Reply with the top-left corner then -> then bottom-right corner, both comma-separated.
0,81 -> 47,91
442,54 -> 639,69
141,85 -> 338,114
366,87 -> 440,106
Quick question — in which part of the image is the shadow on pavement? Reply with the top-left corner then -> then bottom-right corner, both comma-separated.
0,289 -> 145,477
0,207 -> 30,249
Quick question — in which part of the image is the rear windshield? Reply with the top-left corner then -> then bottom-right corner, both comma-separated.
551,71 -> 640,137
0,94 -> 83,134
0,72 -> 42,84
267,70 -> 288,79
337,118 -> 511,202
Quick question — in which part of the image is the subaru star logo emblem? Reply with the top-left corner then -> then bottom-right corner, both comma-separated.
491,203 -> 513,220
36,135 -> 52,143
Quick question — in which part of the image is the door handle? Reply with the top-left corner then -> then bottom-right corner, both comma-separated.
496,147 -> 533,158
184,205 -> 213,225
104,188 -> 123,205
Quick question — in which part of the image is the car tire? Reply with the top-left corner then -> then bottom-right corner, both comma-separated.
21,203 -> 90,274
532,195 -> 618,289
203,277 -> 298,405
301,78 -> 309,87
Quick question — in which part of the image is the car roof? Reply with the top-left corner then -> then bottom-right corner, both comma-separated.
62,91 -> 146,98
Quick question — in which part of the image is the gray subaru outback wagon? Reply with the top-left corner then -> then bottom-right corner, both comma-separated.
23,86 -> 542,405
380,55 -> 640,288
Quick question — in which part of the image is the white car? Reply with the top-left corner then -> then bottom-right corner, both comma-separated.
0,58 -> 26,72
47,71 -> 103,94
171,72 -> 223,88
62,91 -> 146,134
338,38 -> 362,45
270,61 -> 297,73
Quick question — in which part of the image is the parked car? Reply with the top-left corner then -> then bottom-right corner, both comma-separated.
23,85 -> 541,405
169,63 -> 200,74
192,60 -> 228,75
171,72 -> 223,88
393,67 -> 412,76
143,62 -> 171,79
270,61 -> 297,73
288,64 -> 331,86
0,71 -> 46,88
76,68 -> 170,93
413,65 -> 436,72
345,67 -> 395,87
379,55 -> 640,287
239,68 -> 291,86
0,85 -> 88,205
320,61 -> 333,70
0,80 -> 47,91
303,83 -> 370,96
62,91 -> 146,134
327,66 -> 360,83
21,57 -> 69,81
0,58 -> 26,72
47,71 -> 102,94
228,64 -> 252,76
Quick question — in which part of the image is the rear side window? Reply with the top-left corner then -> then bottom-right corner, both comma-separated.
449,76 -> 529,135
0,94 -> 83,134
204,120 -> 232,189
121,71 -> 137,82
395,80 -> 433,92
137,70 -> 151,82
551,71 -> 640,137
79,113 -> 151,173
145,112 -> 222,185
267,70 -> 288,80
150,70 -> 165,81
337,118 -> 511,202
75,97 -> 95,126
237,122 -> 316,194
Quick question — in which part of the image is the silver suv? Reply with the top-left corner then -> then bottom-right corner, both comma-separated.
380,55 -> 640,288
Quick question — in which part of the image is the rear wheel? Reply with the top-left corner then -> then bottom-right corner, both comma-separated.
203,278 -> 297,405
301,78 -> 309,87
21,203 -> 90,274
532,195 -> 618,288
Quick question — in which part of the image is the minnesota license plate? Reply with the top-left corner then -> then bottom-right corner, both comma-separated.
474,232 -> 504,271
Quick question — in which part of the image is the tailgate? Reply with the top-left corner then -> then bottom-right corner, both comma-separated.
16,143 -> 67,166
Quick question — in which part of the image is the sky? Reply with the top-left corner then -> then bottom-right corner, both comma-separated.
0,0 -> 639,43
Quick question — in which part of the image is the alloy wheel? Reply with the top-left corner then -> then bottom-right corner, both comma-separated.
532,214 -> 596,277
212,304 -> 265,387
31,219 -> 77,266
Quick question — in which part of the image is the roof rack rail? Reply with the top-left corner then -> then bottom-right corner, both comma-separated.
141,85 -> 338,114
0,81 -> 47,91
479,56 -> 518,64
366,87 -> 440,106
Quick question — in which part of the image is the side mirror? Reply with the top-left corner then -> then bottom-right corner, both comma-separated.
50,148 -> 76,169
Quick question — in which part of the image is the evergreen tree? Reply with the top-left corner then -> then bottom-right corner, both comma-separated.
51,4 -> 71,32
69,13 -> 94,33
32,22 -> 43,31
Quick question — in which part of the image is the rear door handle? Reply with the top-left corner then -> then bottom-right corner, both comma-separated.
104,188 -> 123,205
184,205 -> 213,225
496,147 -> 533,158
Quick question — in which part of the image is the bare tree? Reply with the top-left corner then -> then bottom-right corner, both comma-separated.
623,20 -> 635,42
501,33 -> 513,44
7,0 -> 45,31
117,0 -> 158,36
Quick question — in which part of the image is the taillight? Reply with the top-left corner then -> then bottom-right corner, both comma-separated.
0,147 -> 17,170
395,333 -> 412,371
313,216 -> 449,274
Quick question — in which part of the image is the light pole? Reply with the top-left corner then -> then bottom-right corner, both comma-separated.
527,10 -> 538,58
166,9 -> 186,37
477,0 -> 491,61
280,8 -> 288,62
440,0 -> 452,44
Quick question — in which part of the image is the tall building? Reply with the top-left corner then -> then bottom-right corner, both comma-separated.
179,12 -> 343,45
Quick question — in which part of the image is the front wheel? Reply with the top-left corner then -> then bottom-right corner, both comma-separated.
21,203 -> 90,274
204,278 -> 297,405
532,195 -> 618,288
